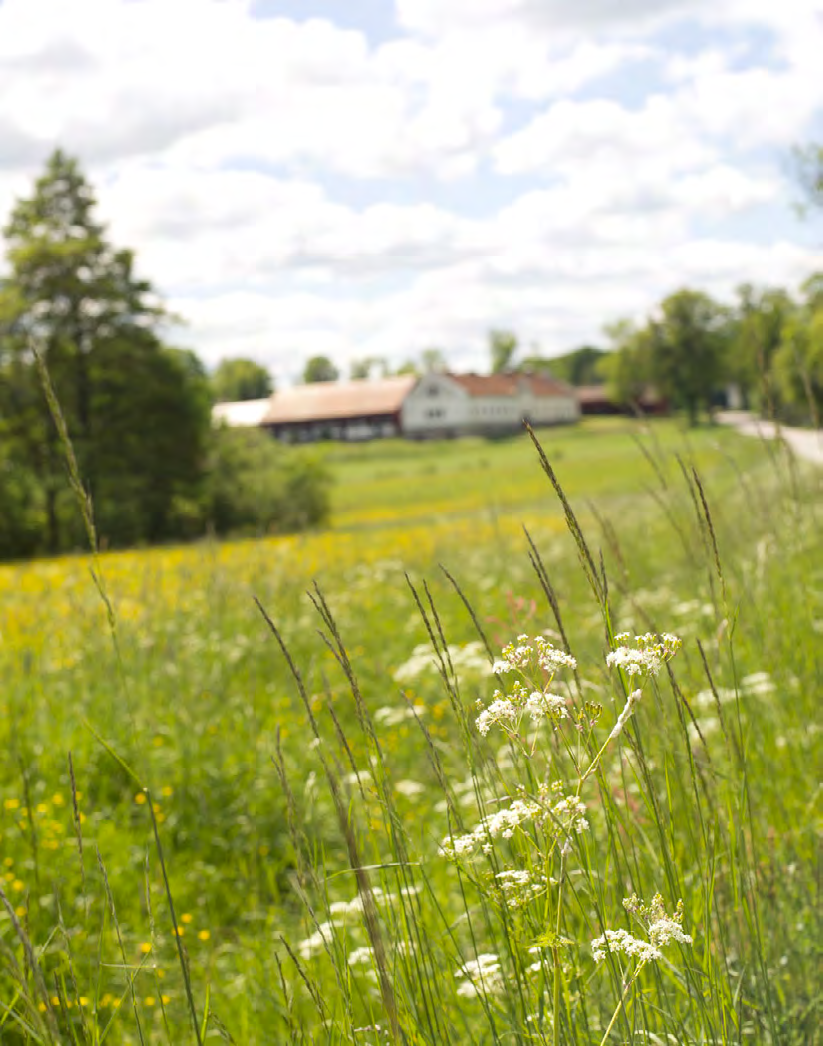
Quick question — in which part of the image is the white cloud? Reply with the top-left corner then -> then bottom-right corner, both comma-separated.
97,166 -> 477,293
0,0 -> 821,382
495,95 -> 716,180
395,0 -> 712,36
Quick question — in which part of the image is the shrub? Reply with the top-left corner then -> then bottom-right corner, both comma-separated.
205,425 -> 332,536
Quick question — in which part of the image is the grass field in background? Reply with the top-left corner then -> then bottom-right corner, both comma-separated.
0,418 -> 820,1043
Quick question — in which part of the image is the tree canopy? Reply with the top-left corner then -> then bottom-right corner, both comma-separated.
212,357 -> 273,402
349,356 -> 387,380
796,143 -> 823,213
303,355 -> 340,383
0,150 -> 330,558
489,330 -> 518,373
520,345 -> 607,386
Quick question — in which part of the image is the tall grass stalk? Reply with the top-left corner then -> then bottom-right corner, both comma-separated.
1,405 -> 818,1042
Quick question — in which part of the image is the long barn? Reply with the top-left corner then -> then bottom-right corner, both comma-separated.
213,372 -> 580,442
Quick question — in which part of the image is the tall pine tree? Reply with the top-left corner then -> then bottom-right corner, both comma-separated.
0,150 -> 209,552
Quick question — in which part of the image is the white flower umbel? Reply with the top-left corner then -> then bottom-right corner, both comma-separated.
606,632 -> 682,678
441,797 -> 543,858
624,893 -> 694,950
549,793 -> 589,835
526,690 -> 567,724
593,894 -> 693,966
347,946 -> 374,967
494,868 -> 547,908
393,640 -> 492,685
455,953 -> 505,997
478,635 -> 575,741
493,634 -> 577,676
476,693 -> 520,736
591,929 -> 662,964
593,895 -> 693,1046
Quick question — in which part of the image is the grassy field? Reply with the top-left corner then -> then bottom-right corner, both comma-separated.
0,418 -> 820,1044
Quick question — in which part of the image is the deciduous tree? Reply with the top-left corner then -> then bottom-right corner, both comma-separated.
647,290 -> 729,425
602,320 -> 653,409
302,355 -> 339,383
489,329 -> 517,373
212,357 -> 273,401
0,149 -> 210,552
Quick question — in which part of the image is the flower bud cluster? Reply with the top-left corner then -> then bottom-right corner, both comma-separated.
606,632 -> 682,677
479,635 -> 575,740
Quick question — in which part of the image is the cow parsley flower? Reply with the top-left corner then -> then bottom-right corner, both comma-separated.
591,929 -> 662,964
493,635 -> 577,676
525,690 -> 567,723
441,797 -> 543,858
593,894 -> 692,967
494,868 -> 547,908
606,632 -> 682,677
456,953 -> 504,997
624,893 -> 693,949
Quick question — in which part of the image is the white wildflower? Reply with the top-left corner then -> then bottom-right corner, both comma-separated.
525,690 -> 567,723
441,797 -> 542,858
606,633 -> 682,678
495,869 -> 532,886
694,687 -> 737,709
456,953 -> 505,997
648,916 -> 693,949
494,635 -> 577,675
591,929 -> 662,964
476,681 -> 566,739
347,946 -> 374,967
551,794 -> 589,835
297,921 -> 335,959
494,868 -> 546,907
741,671 -> 775,696
393,641 -> 492,685
619,893 -> 693,957
395,779 -> 425,798
374,704 -> 425,726
476,695 -> 519,736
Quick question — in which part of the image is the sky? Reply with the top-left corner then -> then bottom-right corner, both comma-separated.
0,0 -> 821,385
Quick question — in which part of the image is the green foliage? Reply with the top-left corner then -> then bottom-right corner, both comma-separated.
529,344 -> 607,386
489,328 -> 518,373
731,284 -> 793,410
420,346 -> 446,373
349,356 -> 387,380
0,150 -> 210,554
0,445 -> 44,559
394,359 -> 421,376
303,354 -> 340,383
206,425 -> 331,534
0,422 -> 818,1042
0,151 -> 330,559
773,275 -> 823,424
602,319 -> 653,407
212,357 -> 273,402
795,141 -> 823,212
648,289 -> 730,424
600,277 -> 823,426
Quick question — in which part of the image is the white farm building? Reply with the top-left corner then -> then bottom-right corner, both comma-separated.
213,372 -> 579,442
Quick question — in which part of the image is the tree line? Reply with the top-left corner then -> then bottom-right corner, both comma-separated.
0,151 -> 330,561
264,282 -> 821,432
598,279 -> 822,426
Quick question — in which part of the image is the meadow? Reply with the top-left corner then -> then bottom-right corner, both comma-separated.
0,418 -> 820,1044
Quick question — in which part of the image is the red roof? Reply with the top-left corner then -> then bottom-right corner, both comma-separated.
448,372 -> 573,398
262,376 -> 417,425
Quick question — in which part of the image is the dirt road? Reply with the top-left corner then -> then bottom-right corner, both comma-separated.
716,411 -> 823,465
